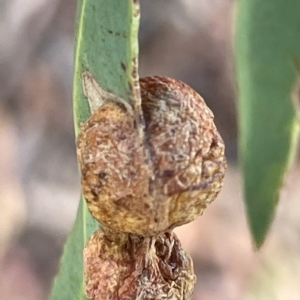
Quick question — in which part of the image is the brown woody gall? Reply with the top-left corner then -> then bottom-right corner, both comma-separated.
77,76 -> 227,236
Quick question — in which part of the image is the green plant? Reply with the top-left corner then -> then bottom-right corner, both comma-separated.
236,0 -> 300,248
50,1 -> 227,299
51,0 -> 300,299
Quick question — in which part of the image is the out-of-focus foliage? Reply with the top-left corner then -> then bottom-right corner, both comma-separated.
236,0 -> 300,248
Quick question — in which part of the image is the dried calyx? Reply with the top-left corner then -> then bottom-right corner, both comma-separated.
77,75 -> 227,236
84,226 -> 195,300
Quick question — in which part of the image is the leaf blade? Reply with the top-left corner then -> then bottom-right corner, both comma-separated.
50,0 -> 140,298
235,0 -> 300,248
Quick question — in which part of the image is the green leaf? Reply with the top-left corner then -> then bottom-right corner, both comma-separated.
73,0 -> 141,131
50,197 -> 98,300
50,0 -> 140,299
235,0 -> 300,248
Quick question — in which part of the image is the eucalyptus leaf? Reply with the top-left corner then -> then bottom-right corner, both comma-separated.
235,0 -> 300,248
50,0 -> 140,298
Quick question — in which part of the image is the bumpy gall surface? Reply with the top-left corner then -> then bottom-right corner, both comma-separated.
77,76 -> 227,235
